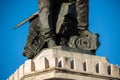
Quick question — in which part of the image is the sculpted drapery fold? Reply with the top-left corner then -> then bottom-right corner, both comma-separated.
23,0 -> 99,59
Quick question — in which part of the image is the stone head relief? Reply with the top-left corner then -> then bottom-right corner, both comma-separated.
14,0 -> 99,59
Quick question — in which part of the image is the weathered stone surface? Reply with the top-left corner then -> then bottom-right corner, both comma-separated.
58,56 -> 71,69
34,46 -> 108,64
8,48 -> 120,80
24,59 -> 35,74
85,59 -> 98,73
18,64 -> 24,79
34,57 -> 49,71
99,62 -> 109,75
110,64 -> 120,76
74,57 -> 84,71
49,57 -> 58,68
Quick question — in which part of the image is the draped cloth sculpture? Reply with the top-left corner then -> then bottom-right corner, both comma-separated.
20,0 -> 99,59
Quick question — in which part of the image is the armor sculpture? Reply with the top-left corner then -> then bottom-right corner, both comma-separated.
14,0 -> 99,59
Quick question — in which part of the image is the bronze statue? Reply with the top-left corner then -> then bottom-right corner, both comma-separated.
14,0 -> 99,59
37,0 -> 89,46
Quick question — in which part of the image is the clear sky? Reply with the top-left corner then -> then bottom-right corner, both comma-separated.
0,0 -> 120,80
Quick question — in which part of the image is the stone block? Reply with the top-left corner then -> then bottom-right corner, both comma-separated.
99,62 -> 109,75
34,57 -> 49,71
86,59 -> 97,73
74,58 -> 84,71
19,64 -> 24,79
14,69 -> 19,80
110,64 -> 119,76
48,57 -> 58,68
58,56 -> 71,69
7,48 -> 120,80
24,59 -> 35,74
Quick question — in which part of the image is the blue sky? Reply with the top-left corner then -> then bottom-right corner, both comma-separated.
0,0 -> 120,80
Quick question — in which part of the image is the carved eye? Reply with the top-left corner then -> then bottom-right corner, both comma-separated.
78,0 -> 84,5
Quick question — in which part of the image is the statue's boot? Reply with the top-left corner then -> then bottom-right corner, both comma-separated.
47,38 -> 56,48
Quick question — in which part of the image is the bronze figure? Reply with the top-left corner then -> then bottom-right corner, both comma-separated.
14,0 -> 99,59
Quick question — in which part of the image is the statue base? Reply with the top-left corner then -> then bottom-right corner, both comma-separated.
8,46 -> 120,80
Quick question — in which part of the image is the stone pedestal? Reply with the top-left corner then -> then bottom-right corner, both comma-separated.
8,46 -> 120,80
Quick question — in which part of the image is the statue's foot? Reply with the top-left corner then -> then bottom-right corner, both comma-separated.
47,39 -> 57,48
23,51 -> 35,59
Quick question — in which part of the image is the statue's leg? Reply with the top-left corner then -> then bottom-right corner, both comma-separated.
38,0 -> 56,47
76,0 -> 88,33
